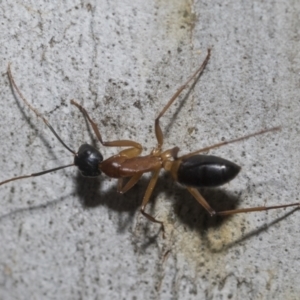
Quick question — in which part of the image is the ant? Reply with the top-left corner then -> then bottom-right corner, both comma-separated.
3,49 -> 299,235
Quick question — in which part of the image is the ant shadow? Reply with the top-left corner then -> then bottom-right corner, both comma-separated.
73,170 -> 297,251
74,172 -> 140,211
0,195 -> 68,223
2,171 -> 296,253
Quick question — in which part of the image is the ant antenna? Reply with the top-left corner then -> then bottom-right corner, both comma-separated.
7,64 -> 76,155
0,164 -> 74,186
1,65 -> 77,186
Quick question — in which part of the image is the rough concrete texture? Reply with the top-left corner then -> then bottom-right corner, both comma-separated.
0,1 -> 300,299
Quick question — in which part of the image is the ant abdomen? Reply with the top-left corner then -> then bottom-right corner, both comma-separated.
177,155 -> 241,188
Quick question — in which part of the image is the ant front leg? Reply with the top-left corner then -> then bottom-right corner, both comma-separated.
117,173 -> 143,194
71,100 -> 145,193
70,100 -> 143,156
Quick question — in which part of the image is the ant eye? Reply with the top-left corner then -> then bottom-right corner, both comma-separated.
74,144 -> 103,177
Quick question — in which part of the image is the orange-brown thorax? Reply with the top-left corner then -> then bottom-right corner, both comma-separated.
100,155 -> 162,178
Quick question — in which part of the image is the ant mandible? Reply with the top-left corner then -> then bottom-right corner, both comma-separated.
3,49 -> 299,234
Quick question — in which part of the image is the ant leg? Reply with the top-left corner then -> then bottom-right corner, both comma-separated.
186,187 -> 299,217
140,168 -> 165,235
154,49 -> 211,148
71,100 -> 142,154
119,147 -> 142,158
186,187 -> 216,216
7,64 -> 76,154
179,127 -> 280,160
117,178 -> 123,192
117,173 -> 143,194
216,202 -> 299,216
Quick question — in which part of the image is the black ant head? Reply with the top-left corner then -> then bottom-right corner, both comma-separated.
74,144 -> 103,177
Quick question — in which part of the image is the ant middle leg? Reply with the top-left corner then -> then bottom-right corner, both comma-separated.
139,168 -> 166,236
154,49 -> 211,148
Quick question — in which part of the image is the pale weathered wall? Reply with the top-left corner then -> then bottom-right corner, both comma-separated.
0,1 -> 300,299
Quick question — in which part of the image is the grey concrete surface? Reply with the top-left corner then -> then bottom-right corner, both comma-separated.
0,1 -> 300,299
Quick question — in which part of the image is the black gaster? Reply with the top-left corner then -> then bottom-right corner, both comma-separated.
74,144 -> 103,177
177,155 -> 241,188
